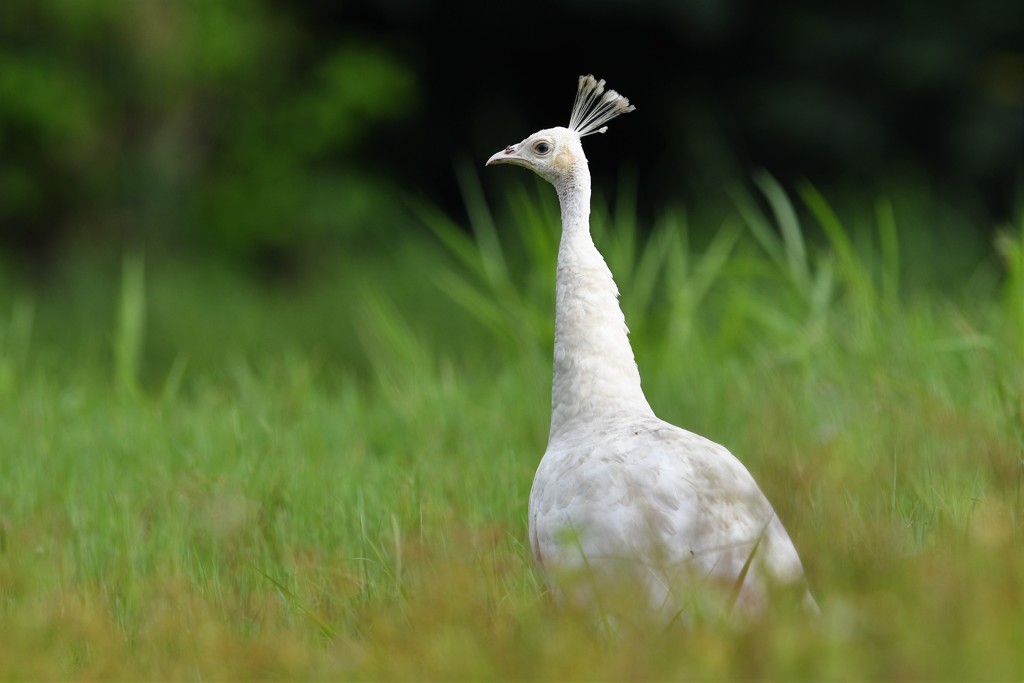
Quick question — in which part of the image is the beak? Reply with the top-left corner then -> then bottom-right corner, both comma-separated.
486,145 -> 519,167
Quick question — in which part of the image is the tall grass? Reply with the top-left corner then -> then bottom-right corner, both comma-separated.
0,177 -> 1022,678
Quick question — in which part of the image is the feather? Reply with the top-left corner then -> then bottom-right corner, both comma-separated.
569,74 -> 636,137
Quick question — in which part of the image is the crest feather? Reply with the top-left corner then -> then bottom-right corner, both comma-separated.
568,74 -> 635,137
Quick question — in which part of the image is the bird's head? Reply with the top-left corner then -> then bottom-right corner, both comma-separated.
486,75 -> 634,187
486,126 -> 584,184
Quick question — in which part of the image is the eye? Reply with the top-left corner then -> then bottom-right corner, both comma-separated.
533,141 -> 552,155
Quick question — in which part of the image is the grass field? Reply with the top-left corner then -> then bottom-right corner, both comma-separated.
1,176 -> 1023,679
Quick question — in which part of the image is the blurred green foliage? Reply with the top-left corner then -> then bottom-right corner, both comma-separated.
1,178 -> 1023,679
0,0 -> 1018,273
0,0 -> 414,261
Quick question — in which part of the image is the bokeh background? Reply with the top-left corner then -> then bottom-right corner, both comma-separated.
3,4 -> 1024,677
1,0 -> 1023,381
2,0 -> 1021,269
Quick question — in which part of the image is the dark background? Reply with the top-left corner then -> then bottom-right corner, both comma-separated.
1,0 -> 1021,274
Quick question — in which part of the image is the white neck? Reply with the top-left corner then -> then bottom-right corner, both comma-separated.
549,169 -> 653,441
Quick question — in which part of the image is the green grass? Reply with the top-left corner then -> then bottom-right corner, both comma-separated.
1,177 -> 1023,679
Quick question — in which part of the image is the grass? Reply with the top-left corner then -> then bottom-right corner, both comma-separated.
1,175 -> 1023,679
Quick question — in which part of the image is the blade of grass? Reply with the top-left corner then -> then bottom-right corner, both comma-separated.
876,197 -> 900,316
754,170 -> 810,289
248,562 -> 338,641
114,252 -> 146,395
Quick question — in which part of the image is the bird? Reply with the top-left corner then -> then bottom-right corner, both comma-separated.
486,75 -> 816,623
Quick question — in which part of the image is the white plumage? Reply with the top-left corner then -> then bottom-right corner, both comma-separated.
487,75 -> 815,621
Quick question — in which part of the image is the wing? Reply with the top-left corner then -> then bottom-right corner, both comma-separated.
529,416 -> 808,611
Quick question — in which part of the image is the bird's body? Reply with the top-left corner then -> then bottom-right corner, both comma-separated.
534,416 -> 808,616
487,76 -> 814,620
